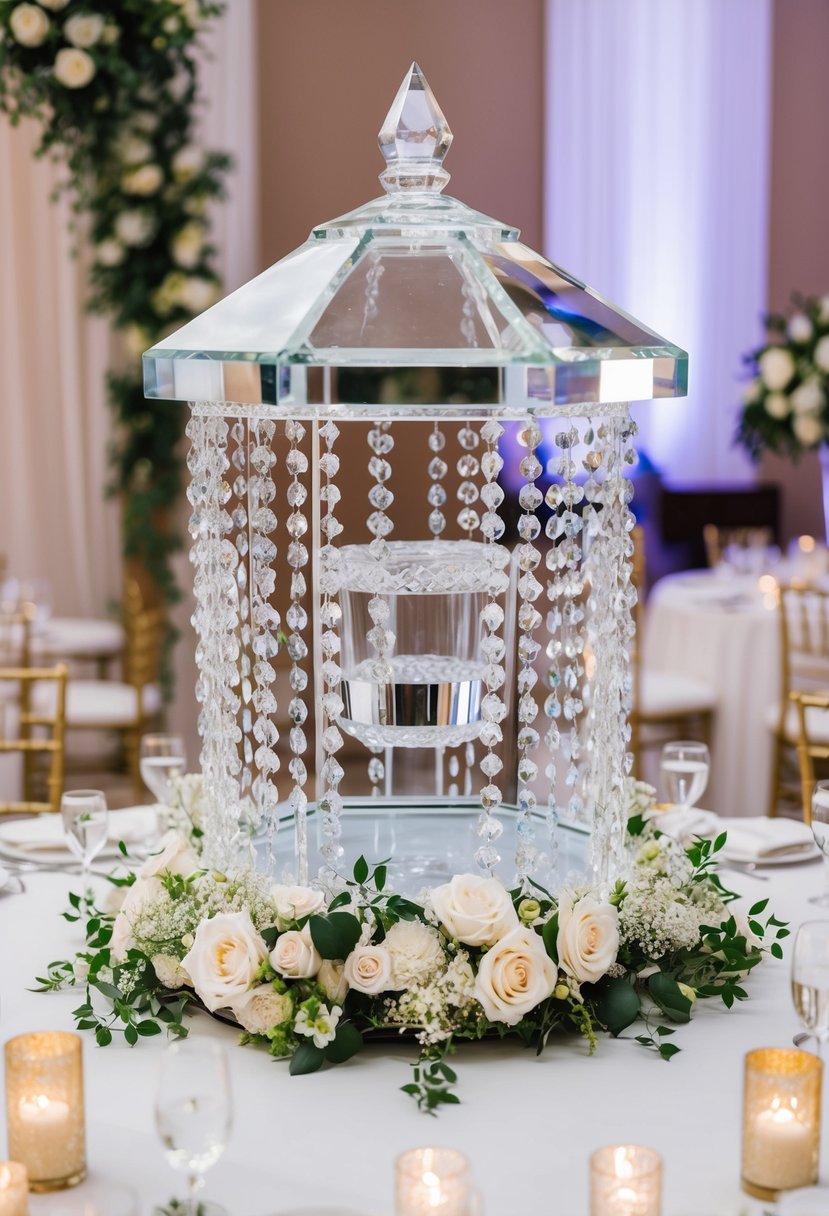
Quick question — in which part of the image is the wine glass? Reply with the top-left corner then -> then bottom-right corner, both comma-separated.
808,780 -> 829,907
140,733 -> 186,806
660,740 -> 710,809
791,920 -> 829,1055
155,1040 -> 231,1215
60,789 -> 108,894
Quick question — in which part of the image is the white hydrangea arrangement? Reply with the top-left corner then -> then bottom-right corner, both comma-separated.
37,781 -> 787,1111
738,294 -> 829,457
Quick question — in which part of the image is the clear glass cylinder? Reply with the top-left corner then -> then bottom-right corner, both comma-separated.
395,1146 -> 474,1216
589,1145 -> 662,1216
741,1047 -> 822,1200
4,1032 -> 85,1191
0,1161 -> 29,1215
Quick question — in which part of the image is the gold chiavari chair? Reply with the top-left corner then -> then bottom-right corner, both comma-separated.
791,690 -> 829,826
767,583 -> 829,817
703,524 -> 773,568
0,664 -> 68,813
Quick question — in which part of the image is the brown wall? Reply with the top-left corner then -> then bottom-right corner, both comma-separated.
762,0 -> 829,540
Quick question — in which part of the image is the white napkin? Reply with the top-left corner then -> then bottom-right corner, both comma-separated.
718,816 -> 814,862
0,806 -> 158,852
645,805 -> 720,844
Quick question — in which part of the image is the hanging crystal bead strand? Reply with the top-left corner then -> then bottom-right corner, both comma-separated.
228,419 -> 253,829
247,417 -> 281,872
514,417 -> 544,888
186,407 -> 242,870
427,422 -> 447,537
317,420 -> 345,890
284,420 -> 311,882
476,418 -> 507,873
366,421 -> 395,694
456,424 -> 481,537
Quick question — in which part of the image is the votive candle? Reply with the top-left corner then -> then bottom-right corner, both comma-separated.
0,1163 -> 28,1216
589,1144 -> 662,1216
395,1147 -> 474,1216
4,1033 -> 85,1191
741,1047 -> 822,1200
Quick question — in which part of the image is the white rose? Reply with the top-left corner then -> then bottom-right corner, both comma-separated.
765,392 -> 790,419
317,959 -> 349,1004
122,324 -> 150,360
431,873 -> 519,947
120,874 -> 163,919
10,4 -> 49,46
171,222 -> 205,269
139,832 -> 200,880
557,894 -> 620,985
151,953 -> 190,990
178,275 -> 219,313
788,313 -> 813,344
383,920 -> 444,989
343,943 -> 393,994
110,911 -> 136,963
791,379 -> 825,415
269,925 -> 321,979
133,110 -> 159,134
474,926 -> 557,1026
73,959 -> 90,983
181,910 -> 267,1012
171,146 -> 203,181
270,883 -> 325,928
793,412 -> 824,447
117,135 -> 153,165
230,984 -> 292,1035
96,238 -> 124,267
759,347 -> 795,392
54,47 -> 96,88
100,21 -> 119,44
122,163 -> 164,196
114,209 -> 155,246
814,335 -> 829,374
64,13 -> 104,48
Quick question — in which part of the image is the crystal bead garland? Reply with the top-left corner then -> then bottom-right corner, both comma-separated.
582,410 -> 637,892
366,421 -> 395,693
284,420 -> 310,882
476,418 -> 507,873
186,406 -> 243,869
456,424 -> 481,537
317,419 -> 345,889
427,422 -> 447,537
514,417 -> 544,887
247,415 -> 281,871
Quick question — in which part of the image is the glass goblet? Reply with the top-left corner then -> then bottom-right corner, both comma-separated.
791,919 -> 829,1056
155,1040 -> 231,1216
60,789 -> 108,895
809,780 -> 829,907
660,740 -> 710,809
140,733 -> 187,806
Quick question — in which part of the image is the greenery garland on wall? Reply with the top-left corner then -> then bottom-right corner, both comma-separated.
0,0 -> 231,672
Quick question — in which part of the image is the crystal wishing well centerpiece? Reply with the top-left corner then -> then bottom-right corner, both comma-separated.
143,64 -> 688,894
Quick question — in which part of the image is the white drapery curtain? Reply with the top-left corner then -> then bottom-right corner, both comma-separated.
545,0 -> 772,482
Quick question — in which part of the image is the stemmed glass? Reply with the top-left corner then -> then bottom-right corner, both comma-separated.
791,920 -> 829,1055
60,789 -> 108,894
155,1040 -> 231,1215
809,780 -> 829,907
660,740 -> 710,809
140,733 -> 187,806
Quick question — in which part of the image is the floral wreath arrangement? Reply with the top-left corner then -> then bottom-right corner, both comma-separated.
0,0 -> 230,652
37,778 -> 788,1112
737,293 -> 829,458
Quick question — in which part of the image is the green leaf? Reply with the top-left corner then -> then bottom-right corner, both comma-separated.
771,942 -> 783,960
289,1041 -> 325,1076
308,912 -> 361,961
659,1043 -> 681,1061
353,855 -> 369,885
541,912 -> 559,963
327,892 -> 352,911
374,864 -> 387,891
137,1020 -> 162,1037
324,1022 -> 363,1064
588,976 -> 640,1036
713,831 -> 727,853
648,973 -> 692,1024
749,898 -> 769,916
95,1026 -> 113,1047
124,1024 -> 138,1047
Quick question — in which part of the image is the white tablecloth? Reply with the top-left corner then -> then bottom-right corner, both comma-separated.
1,858 -> 825,1216
645,571 -> 780,817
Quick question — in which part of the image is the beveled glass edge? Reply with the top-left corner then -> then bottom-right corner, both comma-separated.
188,399 -> 637,422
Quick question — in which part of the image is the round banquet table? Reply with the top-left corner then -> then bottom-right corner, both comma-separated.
645,570 -> 781,817
1,861 -> 826,1216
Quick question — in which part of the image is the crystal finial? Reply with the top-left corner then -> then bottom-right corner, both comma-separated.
378,63 -> 452,194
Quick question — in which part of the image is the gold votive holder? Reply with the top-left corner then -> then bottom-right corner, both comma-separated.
589,1144 -> 663,1216
741,1047 -> 822,1201
4,1033 -> 85,1192
395,1147 -> 474,1216
0,1162 -> 29,1216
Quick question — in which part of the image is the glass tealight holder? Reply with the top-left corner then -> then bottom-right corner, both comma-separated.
741,1047 -> 822,1201
589,1145 -> 662,1216
0,1162 -> 29,1216
4,1032 -> 86,1192
395,1146 -> 475,1216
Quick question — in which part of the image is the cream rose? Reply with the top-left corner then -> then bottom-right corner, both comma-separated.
791,379 -> 825,414
474,926 -> 557,1026
54,47 -> 96,88
317,959 -> 349,1005
110,911 -> 136,962
122,163 -> 164,196
815,335 -> 829,374
139,833 -> 200,880
270,883 -> 325,927
765,392 -> 790,419
95,238 -> 124,268
117,135 -> 153,165
383,920 -> 444,989
793,412 -> 824,447
151,953 -> 190,990
269,925 -> 321,979
230,984 -> 292,1035
557,894 -> 620,985
431,873 -> 519,947
10,4 -> 49,46
64,13 -> 104,48
181,910 -> 267,1012
759,347 -> 795,392
39,0 -> 68,9
343,943 -> 393,994
171,146 -> 203,181
171,222 -> 205,269
788,313 -> 813,344
115,209 -> 155,246
178,275 -> 218,313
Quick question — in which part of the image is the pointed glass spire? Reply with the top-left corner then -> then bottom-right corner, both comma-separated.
378,63 -> 452,193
